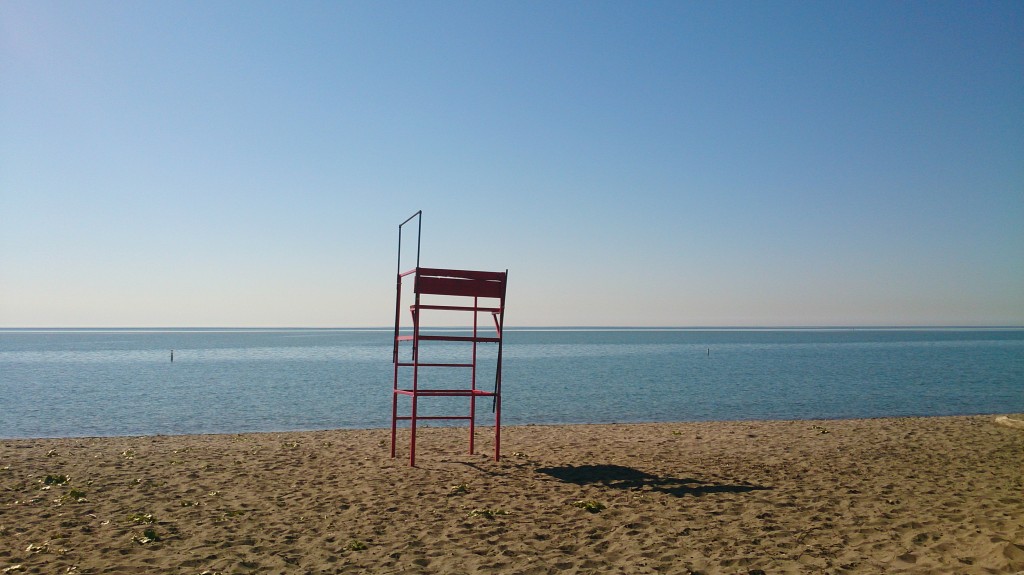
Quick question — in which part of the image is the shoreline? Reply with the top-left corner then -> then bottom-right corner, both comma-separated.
4,411 -> 1023,442
2,415 -> 1022,574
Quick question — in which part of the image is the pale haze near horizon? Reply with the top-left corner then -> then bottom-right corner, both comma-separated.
1,1 -> 1022,328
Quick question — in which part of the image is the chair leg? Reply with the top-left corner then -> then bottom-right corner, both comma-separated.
409,394 -> 418,467
469,394 -> 476,454
390,392 -> 398,458
494,394 -> 501,462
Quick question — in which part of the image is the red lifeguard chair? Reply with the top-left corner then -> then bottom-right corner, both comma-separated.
391,211 -> 508,466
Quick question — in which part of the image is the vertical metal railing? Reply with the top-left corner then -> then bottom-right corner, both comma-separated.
394,210 -> 422,361
393,211 -> 421,462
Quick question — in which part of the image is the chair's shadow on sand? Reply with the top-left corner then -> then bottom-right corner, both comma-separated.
535,464 -> 770,498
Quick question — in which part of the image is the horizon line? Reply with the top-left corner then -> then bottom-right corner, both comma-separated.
2,325 -> 1023,332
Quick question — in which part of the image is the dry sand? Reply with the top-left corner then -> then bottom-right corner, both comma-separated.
1,415 -> 1022,574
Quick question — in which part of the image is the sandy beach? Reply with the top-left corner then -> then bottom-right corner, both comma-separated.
1,415 -> 1021,574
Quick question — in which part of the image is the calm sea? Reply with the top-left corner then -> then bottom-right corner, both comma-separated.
1,328 -> 1022,438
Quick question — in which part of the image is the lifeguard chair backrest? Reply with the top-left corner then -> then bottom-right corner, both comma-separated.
415,268 -> 506,299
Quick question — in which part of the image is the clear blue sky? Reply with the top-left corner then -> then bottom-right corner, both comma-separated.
2,1 -> 1022,327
